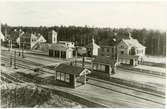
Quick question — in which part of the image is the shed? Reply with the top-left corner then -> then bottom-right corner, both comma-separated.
92,56 -> 117,76
86,38 -> 100,57
49,43 -> 73,59
55,63 -> 91,88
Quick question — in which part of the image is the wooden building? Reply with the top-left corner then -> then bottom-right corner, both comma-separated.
0,29 -> 5,42
92,56 -> 117,77
49,43 -> 73,59
117,35 -> 145,66
86,38 -> 100,57
48,30 -> 57,43
55,64 -> 91,88
18,33 -> 46,49
58,41 -> 75,48
98,38 -> 118,59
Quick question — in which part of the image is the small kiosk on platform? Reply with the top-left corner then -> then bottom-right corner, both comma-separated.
55,63 -> 91,88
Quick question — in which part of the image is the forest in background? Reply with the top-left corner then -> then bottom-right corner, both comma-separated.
1,24 -> 166,56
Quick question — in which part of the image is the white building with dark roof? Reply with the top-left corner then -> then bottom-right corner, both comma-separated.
0,31 -> 5,42
86,38 -> 100,57
0,24 -> 5,41
58,41 -> 75,48
117,35 -> 146,66
17,32 -> 46,49
48,30 -> 57,43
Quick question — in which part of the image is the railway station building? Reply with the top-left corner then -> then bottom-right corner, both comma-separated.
55,63 -> 91,88
117,34 -> 145,66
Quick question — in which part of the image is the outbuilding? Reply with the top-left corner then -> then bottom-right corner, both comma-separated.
49,43 -> 73,59
86,38 -> 100,57
92,56 -> 117,77
55,63 -> 91,88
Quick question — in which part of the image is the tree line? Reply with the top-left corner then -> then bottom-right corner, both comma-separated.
1,24 -> 166,56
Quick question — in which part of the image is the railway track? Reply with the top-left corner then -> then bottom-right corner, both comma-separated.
86,78 -> 164,105
1,51 -> 165,78
1,55 -> 165,106
87,76 -> 164,98
117,67 -> 165,79
2,56 -> 165,99
75,61 -> 165,79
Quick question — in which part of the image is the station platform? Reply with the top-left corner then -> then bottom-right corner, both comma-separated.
112,68 -> 165,93
135,65 -> 165,73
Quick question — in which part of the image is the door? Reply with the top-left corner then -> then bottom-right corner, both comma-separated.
55,50 -> 59,58
105,65 -> 109,73
130,59 -> 133,65
49,50 -> 53,56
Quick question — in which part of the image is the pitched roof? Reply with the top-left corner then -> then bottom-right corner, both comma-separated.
86,42 -> 100,48
37,73 -> 55,78
55,63 -> 84,75
99,38 -> 119,46
92,56 -> 116,65
0,31 -> 5,41
122,38 -> 145,48
118,54 -> 139,59
49,43 -> 70,51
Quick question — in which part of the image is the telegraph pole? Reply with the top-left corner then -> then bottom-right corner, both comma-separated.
13,50 -> 17,69
75,46 -> 78,66
9,41 -> 12,67
18,29 -> 22,56
9,51 -> 12,67
22,41 -> 25,58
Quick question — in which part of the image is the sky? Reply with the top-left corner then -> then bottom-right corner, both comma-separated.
0,1 -> 166,30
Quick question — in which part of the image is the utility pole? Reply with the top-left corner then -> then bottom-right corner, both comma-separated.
18,29 -> 22,56
9,40 -> 13,67
9,49 -> 12,67
75,46 -> 78,66
22,41 -> 25,58
75,41 -> 78,66
13,50 -> 16,69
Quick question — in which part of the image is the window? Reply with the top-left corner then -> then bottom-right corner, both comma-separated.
65,74 -> 70,82
112,48 -> 114,53
101,65 -> 105,71
56,72 -> 61,80
60,73 -> 64,81
93,64 -> 97,70
121,51 -> 124,54
102,47 -> 104,52
107,48 -> 109,52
